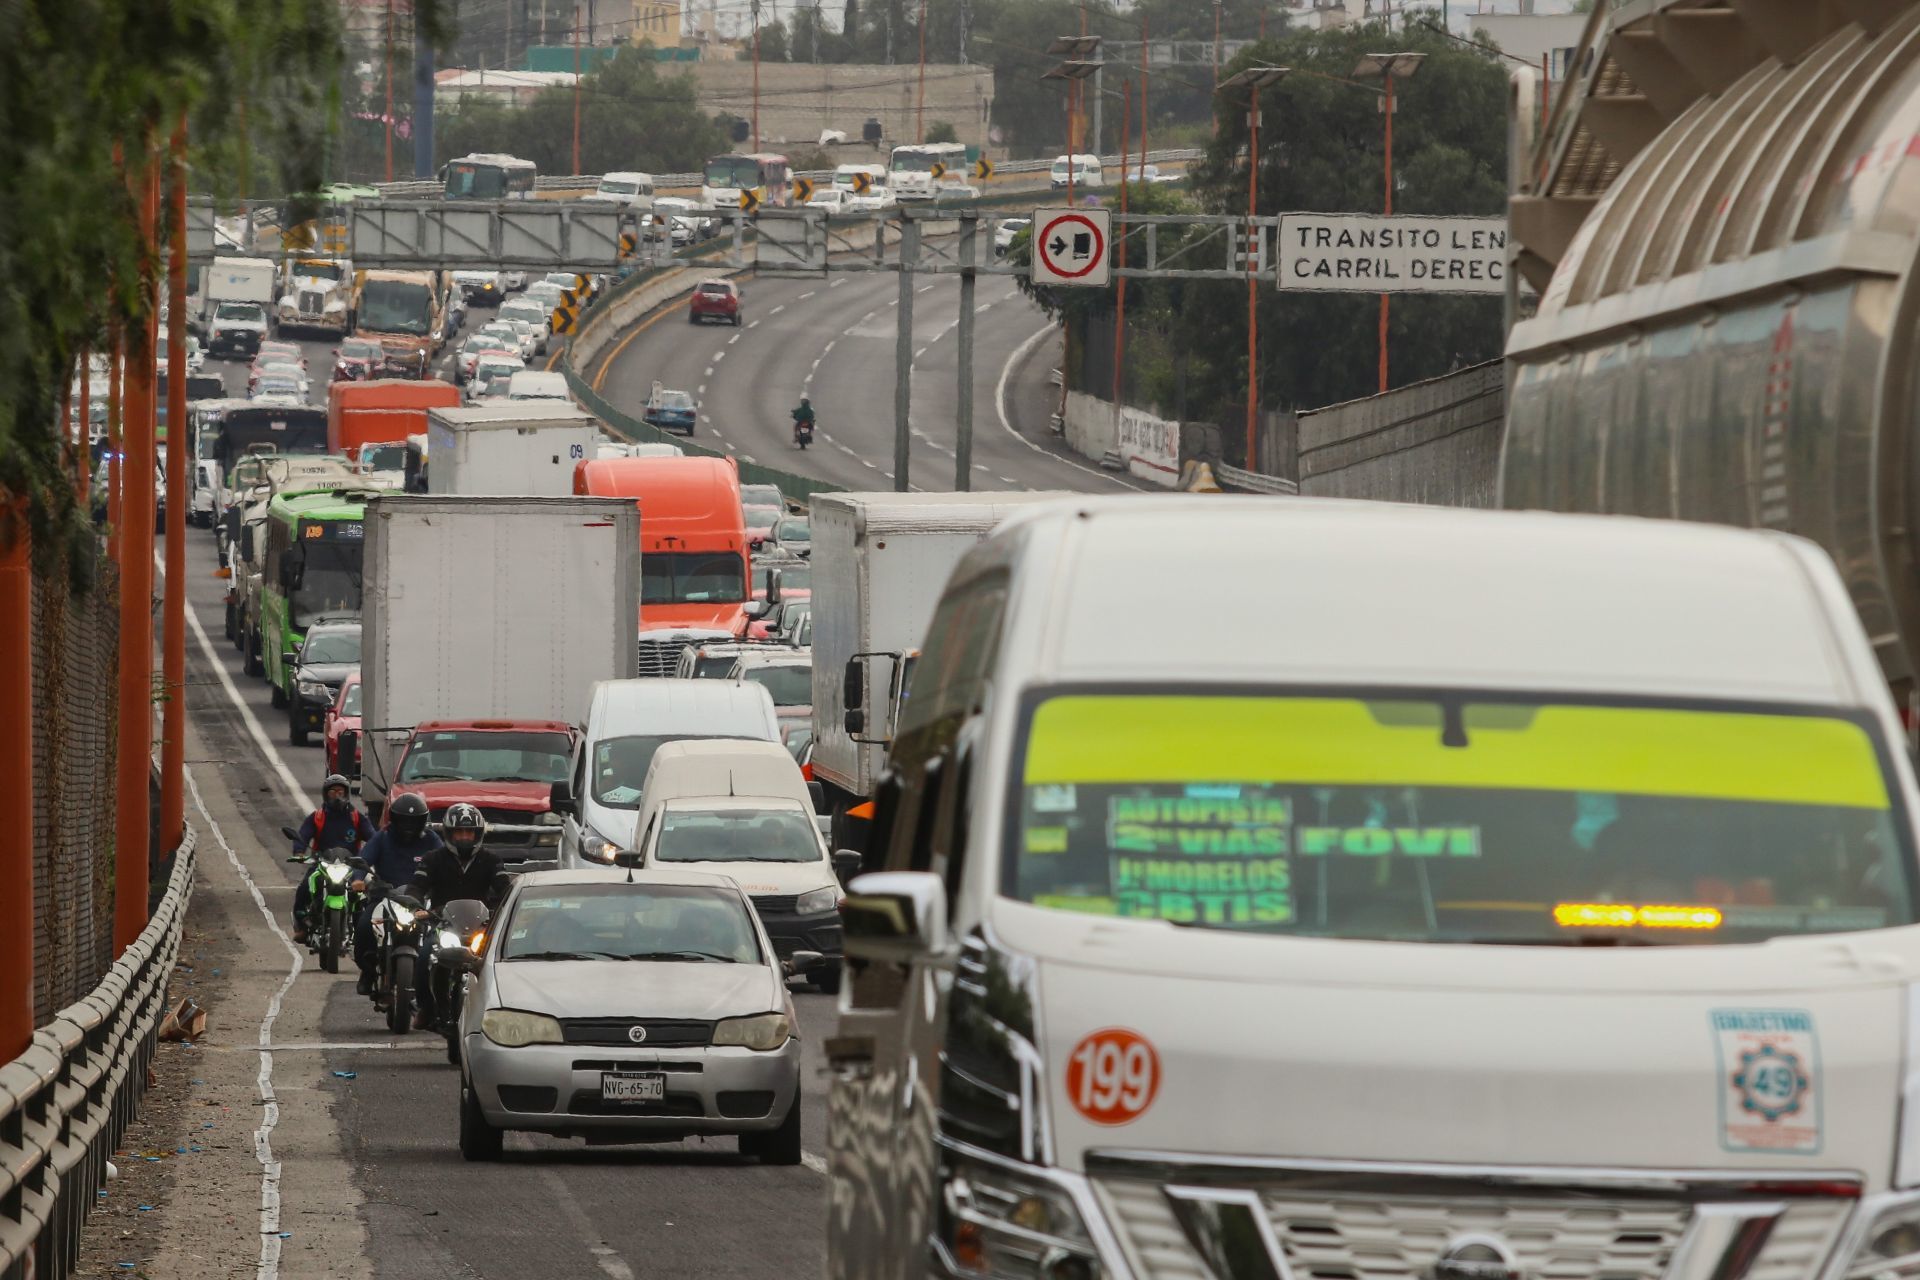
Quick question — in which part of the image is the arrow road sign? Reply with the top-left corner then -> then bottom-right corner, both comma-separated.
1030,207 -> 1111,287
972,157 -> 994,181
851,171 -> 872,195
739,187 -> 762,214
792,176 -> 816,203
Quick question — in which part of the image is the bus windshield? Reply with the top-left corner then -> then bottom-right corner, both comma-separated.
704,157 -> 760,189
358,279 -> 434,335
292,537 -> 363,628
216,408 -> 327,465
1009,692 -> 1916,945
891,151 -> 940,173
444,162 -> 530,199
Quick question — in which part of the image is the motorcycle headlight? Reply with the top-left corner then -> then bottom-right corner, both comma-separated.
323,862 -> 352,885
938,1149 -> 1101,1279
1839,1193 -> 1920,1280
436,929 -> 464,951
711,1012 -> 792,1051
481,1008 -> 563,1048
579,831 -> 619,865
794,886 -> 840,915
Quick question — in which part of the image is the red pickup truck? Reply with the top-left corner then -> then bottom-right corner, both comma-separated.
384,719 -> 577,868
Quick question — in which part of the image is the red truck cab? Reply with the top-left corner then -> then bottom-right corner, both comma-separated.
327,378 -> 460,464
384,719 -> 577,867
574,455 -> 752,674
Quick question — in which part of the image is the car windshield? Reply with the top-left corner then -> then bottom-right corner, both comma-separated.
361,444 -> 406,471
776,522 -> 810,543
397,729 -> 571,783
641,551 -> 744,605
740,485 -> 782,508
591,734 -> 734,808
339,682 -> 362,716
1009,692 -> 1917,945
599,180 -> 638,196
659,392 -> 694,409
500,305 -> 545,327
500,882 -> 761,963
254,379 -> 299,397
300,629 -> 361,664
655,807 -> 820,864
694,655 -> 738,679
744,504 -> 781,528
741,664 -> 810,707
215,303 -> 262,321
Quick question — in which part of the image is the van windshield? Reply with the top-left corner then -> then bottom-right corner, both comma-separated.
1008,692 -> 1915,945
592,734 -> 733,808
655,808 -> 820,863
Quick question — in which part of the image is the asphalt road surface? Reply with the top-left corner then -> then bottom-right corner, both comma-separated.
175,340 -> 840,1278
585,268 -> 1146,495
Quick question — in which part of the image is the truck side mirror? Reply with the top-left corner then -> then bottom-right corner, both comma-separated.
843,659 -> 865,734
548,779 -> 575,815
832,849 -> 863,882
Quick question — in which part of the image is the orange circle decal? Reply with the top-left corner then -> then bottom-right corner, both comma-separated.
1065,1027 -> 1160,1126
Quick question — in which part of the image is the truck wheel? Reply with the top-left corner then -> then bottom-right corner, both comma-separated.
223,601 -> 236,643
812,963 -> 841,996
244,629 -> 264,677
459,1078 -> 504,1162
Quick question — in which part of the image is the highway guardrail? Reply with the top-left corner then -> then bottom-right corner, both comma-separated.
0,829 -> 196,1280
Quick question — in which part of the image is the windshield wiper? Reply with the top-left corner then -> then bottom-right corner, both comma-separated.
624,950 -> 737,963
509,950 -> 626,962
1469,935 -> 1662,948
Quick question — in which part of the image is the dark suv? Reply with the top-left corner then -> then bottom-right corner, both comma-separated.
285,616 -> 361,748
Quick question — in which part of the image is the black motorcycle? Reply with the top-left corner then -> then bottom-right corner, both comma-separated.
368,887 -> 429,1034
793,419 -> 814,449
427,899 -> 490,1065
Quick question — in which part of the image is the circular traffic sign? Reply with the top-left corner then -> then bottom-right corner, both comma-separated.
1037,212 -> 1106,280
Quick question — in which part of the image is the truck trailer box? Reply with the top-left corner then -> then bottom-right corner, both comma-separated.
426,402 -> 600,495
329,378 -> 460,461
359,493 -> 640,806
809,491 -> 1069,827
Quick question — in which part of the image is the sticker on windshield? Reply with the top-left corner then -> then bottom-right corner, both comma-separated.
1066,1027 -> 1160,1126
1712,1009 -> 1821,1154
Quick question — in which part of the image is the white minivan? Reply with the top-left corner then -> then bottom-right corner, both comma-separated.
589,170 -> 655,214
828,496 -> 1920,1280
630,739 -> 849,990
1049,153 -> 1105,189
552,678 -> 780,870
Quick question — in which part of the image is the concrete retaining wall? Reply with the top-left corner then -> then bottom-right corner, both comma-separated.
1295,361 -> 1505,508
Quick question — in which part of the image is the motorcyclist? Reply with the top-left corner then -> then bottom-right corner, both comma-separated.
790,397 -> 816,442
406,803 -> 509,1029
352,793 -> 443,995
288,774 -> 374,943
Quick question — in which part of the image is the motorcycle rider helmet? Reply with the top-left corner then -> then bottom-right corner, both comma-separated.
443,802 -> 487,859
388,792 -> 430,842
322,773 -> 352,810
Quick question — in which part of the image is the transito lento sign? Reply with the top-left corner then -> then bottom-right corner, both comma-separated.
1277,215 -> 1506,294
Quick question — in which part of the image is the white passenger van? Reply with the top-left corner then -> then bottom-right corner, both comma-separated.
551,678 -> 780,869
1049,153 -> 1105,189
632,739 -> 848,990
828,496 -> 1920,1280
589,170 -> 655,214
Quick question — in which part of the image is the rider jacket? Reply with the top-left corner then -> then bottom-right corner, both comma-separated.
409,847 -> 509,913
361,829 -> 443,892
293,804 -> 374,857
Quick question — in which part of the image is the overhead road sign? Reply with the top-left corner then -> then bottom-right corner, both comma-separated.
1277,215 -> 1507,295
1031,207 -> 1110,287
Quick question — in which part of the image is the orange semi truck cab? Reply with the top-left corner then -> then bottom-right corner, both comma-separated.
575,455 -> 752,674
327,379 -> 460,467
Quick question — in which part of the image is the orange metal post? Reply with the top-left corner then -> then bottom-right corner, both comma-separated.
161,116 -> 188,856
107,326 -> 122,556
384,0 -> 395,183
0,503 -> 32,1061
573,5 -> 583,173
1379,75 -> 1394,396
114,146 -> 158,954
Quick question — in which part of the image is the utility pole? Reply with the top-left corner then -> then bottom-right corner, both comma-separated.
384,0 -> 395,182
1220,66 -> 1289,471
752,0 -> 762,151
893,214 -> 919,493
1352,52 -> 1424,395
1114,78 -> 1130,415
955,214 -> 976,491
162,114 -> 189,860
915,0 -> 927,143
572,2 -> 582,172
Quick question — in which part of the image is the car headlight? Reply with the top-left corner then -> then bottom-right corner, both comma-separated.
323,862 -> 353,885
711,1012 -> 792,1051
579,831 -> 619,865
1840,1193 -> 1920,1280
794,886 -> 840,915
298,680 -> 329,699
436,929 -> 464,951
537,810 -> 563,826
480,1008 -> 564,1047
938,1148 -> 1101,1279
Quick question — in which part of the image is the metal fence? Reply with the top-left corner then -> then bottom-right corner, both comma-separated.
1294,361 -> 1506,507
1,830 -> 195,1280
29,560 -> 120,1026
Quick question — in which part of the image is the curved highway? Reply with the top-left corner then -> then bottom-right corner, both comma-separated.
582,266 -> 1146,495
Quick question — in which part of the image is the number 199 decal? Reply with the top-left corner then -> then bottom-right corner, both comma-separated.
1065,1027 -> 1160,1126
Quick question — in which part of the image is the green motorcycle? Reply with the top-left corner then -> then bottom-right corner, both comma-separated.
283,827 -> 366,974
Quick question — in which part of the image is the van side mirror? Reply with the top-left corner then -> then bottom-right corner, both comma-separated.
832,849 -> 863,882
842,872 -> 949,962
548,779 -> 575,815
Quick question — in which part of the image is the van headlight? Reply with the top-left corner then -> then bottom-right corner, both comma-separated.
938,1148 -> 1101,1279
711,1012 -> 792,1051
1838,1192 -> 1920,1280
298,680 -> 329,699
481,1009 -> 563,1047
578,831 -> 619,865
794,886 -> 840,915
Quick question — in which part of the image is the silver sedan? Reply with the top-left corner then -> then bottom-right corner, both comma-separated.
458,867 -> 809,1163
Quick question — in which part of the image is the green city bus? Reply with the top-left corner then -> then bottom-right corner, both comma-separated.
261,486 -> 372,707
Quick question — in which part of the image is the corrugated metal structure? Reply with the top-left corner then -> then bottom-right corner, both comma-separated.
1503,0 -> 1920,691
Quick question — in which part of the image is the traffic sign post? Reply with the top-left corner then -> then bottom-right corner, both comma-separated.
850,172 -> 873,195
1030,207 -> 1111,287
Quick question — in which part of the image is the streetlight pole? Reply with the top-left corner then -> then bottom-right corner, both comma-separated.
1219,66 -> 1290,472
752,0 -> 762,151
1352,52 -> 1424,396
572,2 -> 583,173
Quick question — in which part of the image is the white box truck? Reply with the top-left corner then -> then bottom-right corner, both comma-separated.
426,402 -> 599,496
359,494 -> 640,821
810,491 -> 1068,846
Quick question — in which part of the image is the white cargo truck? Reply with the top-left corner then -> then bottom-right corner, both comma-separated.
358,494 -> 640,813
810,491 -> 1068,846
425,402 -> 599,496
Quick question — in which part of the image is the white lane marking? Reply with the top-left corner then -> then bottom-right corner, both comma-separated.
743,454 -> 757,464
748,320 -> 761,329
769,304 -> 786,316
829,278 -> 846,288
798,291 -> 816,300
974,464 -> 990,472
822,339 -> 836,355
713,350 -> 727,363
993,324 -> 1138,490
266,1040 -> 442,1052
861,310 -> 876,321
703,366 -> 714,377
838,444 -> 859,456
917,284 -> 934,294
915,347 -> 928,359
728,333 -> 741,345
1000,475 -> 1018,483
540,1169 -> 637,1280
977,301 -> 994,313
888,299 -> 899,308
802,1152 -> 828,1175
185,768 -> 305,1280
861,459 -> 878,469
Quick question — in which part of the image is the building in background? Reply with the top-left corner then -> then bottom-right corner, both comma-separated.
435,68 -> 580,107
1470,10 -> 1588,83
634,0 -> 682,45
684,63 -> 995,151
